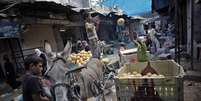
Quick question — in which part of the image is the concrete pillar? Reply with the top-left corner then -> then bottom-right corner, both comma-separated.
187,0 -> 193,55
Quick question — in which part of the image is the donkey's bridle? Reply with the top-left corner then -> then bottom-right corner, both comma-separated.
45,57 -> 67,76
44,57 -> 81,100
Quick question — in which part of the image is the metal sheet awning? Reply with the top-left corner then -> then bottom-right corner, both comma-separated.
0,0 -> 75,14
91,6 -> 114,16
35,0 -> 67,3
130,16 -> 146,20
72,7 -> 91,12
1,0 -> 70,6
144,15 -> 160,23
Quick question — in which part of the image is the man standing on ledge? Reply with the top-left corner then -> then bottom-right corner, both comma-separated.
84,13 -> 101,58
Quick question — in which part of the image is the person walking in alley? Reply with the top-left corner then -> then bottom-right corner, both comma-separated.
148,24 -> 157,39
3,54 -> 20,89
22,55 -> 50,101
34,49 -> 48,75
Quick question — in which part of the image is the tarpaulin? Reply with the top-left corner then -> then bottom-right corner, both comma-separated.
0,19 -> 19,37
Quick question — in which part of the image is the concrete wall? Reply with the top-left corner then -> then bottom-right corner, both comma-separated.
21,24 -> 58,51
187,0 -> 201,57
52,26 -> 64,51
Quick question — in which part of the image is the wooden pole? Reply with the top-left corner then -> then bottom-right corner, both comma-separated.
191,0 -> 194,70
175,0 -> 179,63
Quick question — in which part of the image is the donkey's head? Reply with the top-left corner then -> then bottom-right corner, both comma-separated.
44,41 -> 72,82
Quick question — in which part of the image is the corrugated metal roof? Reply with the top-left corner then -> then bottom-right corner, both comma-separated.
0,0 -> 71,6
0,0 -> 75,14
130,16 -> 146,20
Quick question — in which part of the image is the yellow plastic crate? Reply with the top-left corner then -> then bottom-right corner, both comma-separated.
115,60 -> 185,101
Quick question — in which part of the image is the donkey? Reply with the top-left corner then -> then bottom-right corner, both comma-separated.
44,41 -> 106,101
78,57 -> 105,101
44,41 -> 81,101
78,41 -> 109,101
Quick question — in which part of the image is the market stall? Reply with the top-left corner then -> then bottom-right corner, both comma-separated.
115,60 -> 185,101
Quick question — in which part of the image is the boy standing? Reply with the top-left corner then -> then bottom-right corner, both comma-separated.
22,55 -> 50,101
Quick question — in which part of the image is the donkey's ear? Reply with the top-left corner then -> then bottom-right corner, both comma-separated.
61,41 -> 72,58
44,42 -> 52,54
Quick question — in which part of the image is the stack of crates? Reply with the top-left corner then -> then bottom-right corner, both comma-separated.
115,60 -> 185,101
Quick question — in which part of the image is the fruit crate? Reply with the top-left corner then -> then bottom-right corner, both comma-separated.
119,48 -> 138,64
114,60 -> 185,101
119,48 -> 150,65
